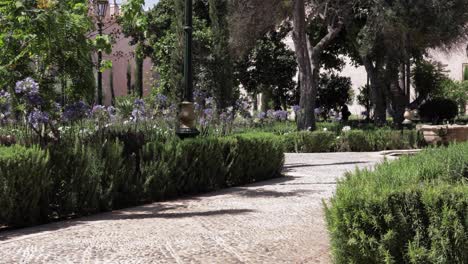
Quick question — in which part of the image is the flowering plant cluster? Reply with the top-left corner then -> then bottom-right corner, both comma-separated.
0,90 -> 11,121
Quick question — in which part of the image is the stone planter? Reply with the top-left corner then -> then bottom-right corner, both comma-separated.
418,125 -> 468,145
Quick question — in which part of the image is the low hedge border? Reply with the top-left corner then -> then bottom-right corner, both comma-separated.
282,129 -> 423,153
0,133 -> 284,227
325,143 -> 468,263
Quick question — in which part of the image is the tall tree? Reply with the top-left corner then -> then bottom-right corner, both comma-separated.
208,0 -> 235,111
347,0 -> 468,125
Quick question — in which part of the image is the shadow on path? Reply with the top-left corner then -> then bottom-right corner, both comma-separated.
283,161 -> 369,173
0,206 -> 254,242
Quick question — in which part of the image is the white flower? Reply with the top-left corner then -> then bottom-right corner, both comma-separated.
323,128 -> 328,132
342,126 -> 351,132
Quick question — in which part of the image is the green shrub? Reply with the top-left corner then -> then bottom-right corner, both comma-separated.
48,140 -> 101,218
227,133 -> 284,185
142,134 -> 284,200
0,145 -> 50,226
419,98 -> 459,124
284,131 -> 336,153
325,143 -> 468,263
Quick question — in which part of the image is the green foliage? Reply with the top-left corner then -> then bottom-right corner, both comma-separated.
0,0 -> 97,103
142,133 -> 284,200
419,98 -> 459,124
146,0 -> 212,101
325,143 -> 468,263
1,133 -> 284,227
0,145 -> 49,226
412,60 -> 447,101
47,140 -> 101,218
284,131 -> 336,153
439,79 -> 468,115
236,24 -> 297,109
317,73 -> 353,118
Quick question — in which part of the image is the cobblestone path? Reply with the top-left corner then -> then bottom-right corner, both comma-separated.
0,152 -> 392,264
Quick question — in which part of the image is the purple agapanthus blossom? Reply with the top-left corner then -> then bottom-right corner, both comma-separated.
0,90 -> 11,119
292,105 -> 301,113
28,109 -> 49,129
63,101 -> 90,122
273,110 -> 288,121
107,106 -> 117,116
92,105 -> 106,115
15,77 -> 39,94
266,109 -> 275,119
155,94 -> 168,107
220,111 -> 233,123
257,112 -> 266,120
26,93 -> 43,106
131,99 -> 146,121
203,108 -> 213,117
205,97 -> 214,107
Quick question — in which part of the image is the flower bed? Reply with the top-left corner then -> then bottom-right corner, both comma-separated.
325,143 -> 468,263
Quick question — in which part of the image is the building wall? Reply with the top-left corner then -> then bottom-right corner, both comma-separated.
285,36 -> 468,115
91,1 -> 154,105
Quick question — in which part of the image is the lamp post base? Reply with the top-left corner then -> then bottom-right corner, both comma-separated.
176,127 -> 200,139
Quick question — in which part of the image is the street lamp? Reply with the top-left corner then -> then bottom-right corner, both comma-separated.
176,0 -> 199,139
95,0 -> 108,105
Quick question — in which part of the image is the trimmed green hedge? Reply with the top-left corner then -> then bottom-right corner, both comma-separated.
0,134 -> 284,227
0,145 -> 50,226
282,129 -> 423,153
325,143 -> 468,263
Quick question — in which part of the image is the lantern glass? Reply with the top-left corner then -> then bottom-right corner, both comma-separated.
96,0 -> 108,19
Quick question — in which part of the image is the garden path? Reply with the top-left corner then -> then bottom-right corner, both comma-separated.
0,152 -> 395,264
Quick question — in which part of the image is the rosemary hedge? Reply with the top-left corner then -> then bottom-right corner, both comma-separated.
325,143 -> 468,263
0,133 -> 284,227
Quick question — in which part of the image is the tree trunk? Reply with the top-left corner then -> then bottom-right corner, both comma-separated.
292,0 -> 314,130
363,58 -> 387,125
292,0 -> 316,130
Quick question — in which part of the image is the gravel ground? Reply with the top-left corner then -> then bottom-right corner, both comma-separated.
0,152 -> 394,264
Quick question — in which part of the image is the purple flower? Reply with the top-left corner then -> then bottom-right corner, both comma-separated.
205,97 -> 214,107
26,93 -> 43,106
63,101 -> 90,122
107,106 -> 116,116
155,94 -> 168,107
292,105 -> 301,113
134,99 -> 145,107
92,105 -> 106,114
28,109 -> 49,128
257,112 -> 266,119
0,90 -> 11,119
131,99 -> 146,121
15,77 -> 39,94
273,110 -> 288,121
203,108 -> 213,117
266,109 -> 275,119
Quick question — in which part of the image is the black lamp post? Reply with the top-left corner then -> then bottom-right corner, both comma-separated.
176,0 -> 199,138
96,0 -> 108,105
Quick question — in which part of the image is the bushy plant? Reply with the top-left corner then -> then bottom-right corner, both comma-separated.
419,98 -> 459,124
142,134 -> 284,200
325,143 -> 468,263
47,140 -> 101,218
0,145 -> 49,226
284,131 -> 336,153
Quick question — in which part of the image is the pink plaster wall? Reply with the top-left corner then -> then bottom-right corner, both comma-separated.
91,1 -> 154,105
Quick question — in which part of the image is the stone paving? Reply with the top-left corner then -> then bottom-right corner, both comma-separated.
0,152 -> 394,264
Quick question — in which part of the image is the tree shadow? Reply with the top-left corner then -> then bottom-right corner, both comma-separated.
234,188 -> 324,198
0,175 -> 294,242
283,161 -> 370,173
0,204 -> 254,242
